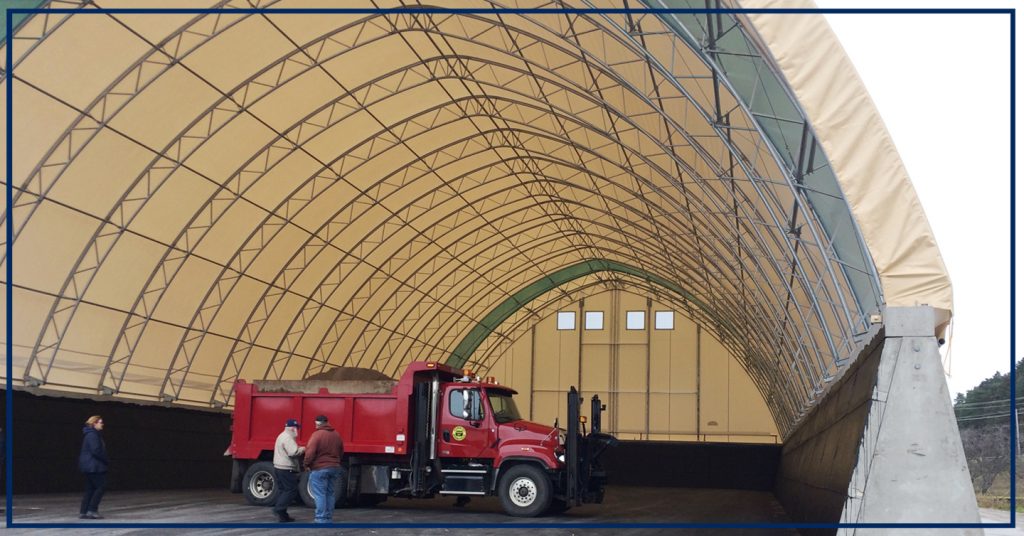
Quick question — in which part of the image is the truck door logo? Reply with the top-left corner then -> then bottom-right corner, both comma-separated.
452,425 -> 467,441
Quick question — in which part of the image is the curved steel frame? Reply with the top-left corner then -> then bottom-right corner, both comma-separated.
5,3 -> 884,437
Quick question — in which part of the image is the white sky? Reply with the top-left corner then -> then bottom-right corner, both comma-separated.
811,1 -> 1013,397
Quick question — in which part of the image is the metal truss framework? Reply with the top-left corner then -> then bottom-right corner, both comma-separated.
3,0 -> 885,438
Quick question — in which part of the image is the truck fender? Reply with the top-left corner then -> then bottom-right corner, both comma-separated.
491,456 -> 553,493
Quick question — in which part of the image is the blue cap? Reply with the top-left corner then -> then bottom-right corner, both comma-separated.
285,419 -> 301,428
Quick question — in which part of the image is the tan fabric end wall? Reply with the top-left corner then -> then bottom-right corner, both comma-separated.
488,289 -> 780,444
738,0 -> 953,319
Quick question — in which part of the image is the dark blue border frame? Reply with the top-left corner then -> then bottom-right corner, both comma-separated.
3,5 -> 1015,530
1010,4 -> 1017,531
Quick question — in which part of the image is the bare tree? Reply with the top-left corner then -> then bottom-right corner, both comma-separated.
960,424 -> 1011,495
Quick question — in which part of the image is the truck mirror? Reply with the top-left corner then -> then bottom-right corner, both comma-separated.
468,390 -> 483,422
460,389 -> 484,421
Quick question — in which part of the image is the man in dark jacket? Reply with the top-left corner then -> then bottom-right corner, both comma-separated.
303,415 -> 343,523
78,415 -> 108,519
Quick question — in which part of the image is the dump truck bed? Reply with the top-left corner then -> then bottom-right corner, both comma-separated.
231,379 -> 411,460
229,363 -> 459,461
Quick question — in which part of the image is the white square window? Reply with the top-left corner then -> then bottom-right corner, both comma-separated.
626,311 -> 645,330
655,311 -> 674,330
557,311 -> 576,330
584,311 -> 604,330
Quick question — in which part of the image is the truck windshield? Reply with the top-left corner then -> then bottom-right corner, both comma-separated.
486,391 -> 523,424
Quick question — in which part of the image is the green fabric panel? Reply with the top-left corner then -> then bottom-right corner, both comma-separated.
642,0 -> 882,320
1,1 -> 47,43
446,259 -> 723,368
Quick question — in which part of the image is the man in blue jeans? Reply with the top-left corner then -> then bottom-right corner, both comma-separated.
303,415 -> 344,523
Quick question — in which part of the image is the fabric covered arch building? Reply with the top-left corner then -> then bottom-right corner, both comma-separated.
3,0 -> 976,528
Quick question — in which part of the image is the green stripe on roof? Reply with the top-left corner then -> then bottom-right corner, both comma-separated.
446,259 -> 725,368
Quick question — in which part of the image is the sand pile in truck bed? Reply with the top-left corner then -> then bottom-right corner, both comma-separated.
305,366 -> 394,382
253,366 -> 397,394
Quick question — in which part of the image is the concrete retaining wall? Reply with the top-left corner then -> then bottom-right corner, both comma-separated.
774,328 -> 884,525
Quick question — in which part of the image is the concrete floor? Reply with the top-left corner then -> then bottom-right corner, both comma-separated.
2,486 -> 798,535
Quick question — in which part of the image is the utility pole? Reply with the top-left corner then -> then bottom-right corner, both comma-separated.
1016,405 -> 1021,458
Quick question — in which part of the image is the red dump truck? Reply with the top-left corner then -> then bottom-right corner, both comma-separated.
226,361 -> 616,517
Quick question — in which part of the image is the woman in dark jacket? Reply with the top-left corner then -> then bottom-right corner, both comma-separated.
78,415 -> 108,519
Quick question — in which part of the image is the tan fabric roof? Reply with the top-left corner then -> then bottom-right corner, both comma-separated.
0,0 -> 951,436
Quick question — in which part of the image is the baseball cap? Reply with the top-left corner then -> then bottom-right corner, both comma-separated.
315,415 -> 329,424
285,418 -> 301,428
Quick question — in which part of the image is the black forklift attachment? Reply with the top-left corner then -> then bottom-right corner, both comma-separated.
565,386 -> 618,506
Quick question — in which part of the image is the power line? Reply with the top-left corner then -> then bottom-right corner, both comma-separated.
955,398 -> 1024,409
950,395 -> 1024,405
956,406 -> 1024,414
955,406 -> 1024,414
954,416 -> 1011,424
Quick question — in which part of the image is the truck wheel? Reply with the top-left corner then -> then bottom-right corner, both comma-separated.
498,464 -> 552,517
298,470 -> 347,508
242,461 -> 278,506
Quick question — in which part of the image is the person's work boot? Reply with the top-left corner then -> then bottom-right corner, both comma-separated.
85,512 -> 103,519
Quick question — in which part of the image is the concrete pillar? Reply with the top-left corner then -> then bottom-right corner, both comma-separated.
839,306 -> 981,535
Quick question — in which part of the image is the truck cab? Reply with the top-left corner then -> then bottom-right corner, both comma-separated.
438,380 -> 559,465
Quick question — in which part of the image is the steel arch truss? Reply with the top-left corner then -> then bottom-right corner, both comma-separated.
4,1 -> 882,438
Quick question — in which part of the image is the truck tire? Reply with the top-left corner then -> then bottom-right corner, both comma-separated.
498,464 -> 552,517
298,469 -> 347,508
242,461 -> 278,506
